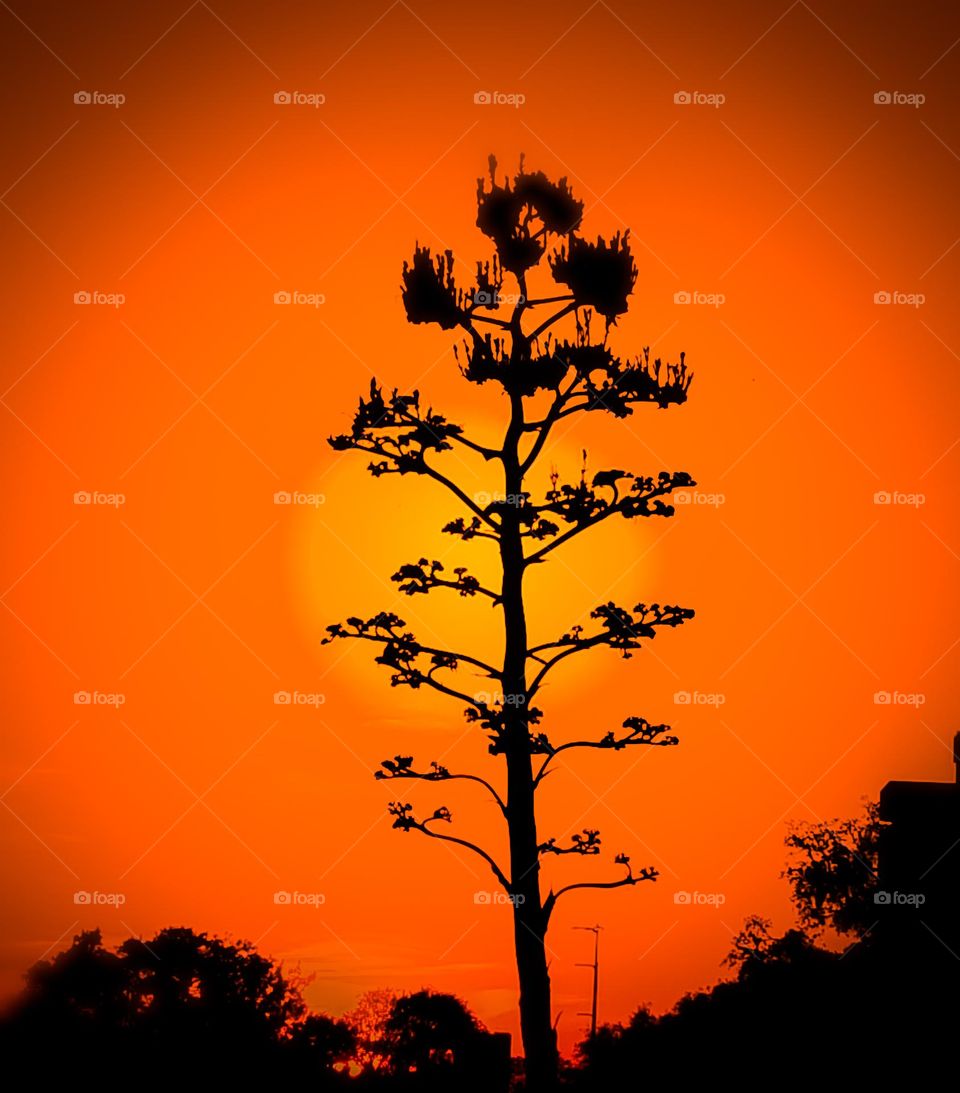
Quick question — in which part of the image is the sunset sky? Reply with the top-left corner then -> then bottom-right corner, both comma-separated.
2,0 -> 960,1053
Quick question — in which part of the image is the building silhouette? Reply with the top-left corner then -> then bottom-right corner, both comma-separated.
878,732 -> 960,959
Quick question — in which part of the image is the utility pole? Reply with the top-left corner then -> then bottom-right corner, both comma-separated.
574,924 -> 602,1037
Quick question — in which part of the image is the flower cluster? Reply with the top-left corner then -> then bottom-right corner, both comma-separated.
549,231 -> 637,323
476,153 -> 583,275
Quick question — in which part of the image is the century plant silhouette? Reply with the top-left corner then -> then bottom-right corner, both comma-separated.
324,155 -> 695,1091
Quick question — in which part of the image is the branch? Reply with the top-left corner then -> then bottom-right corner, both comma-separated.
538,828 -> 602,856
526,603 -> 695,697
467,312 -> 512,330
388,802 -> 510,890
322,614 -> 500,709
542,854 -> 658,922
325,625 -> 499,680
524,469 -> 694,567
393,403 -> 501,462
526,635 -> 609,695
527,301 -> 579,341
420,674 -> 491,708
534,717 -> 678,787
552,396 -> 600,420
520,358 -> 590,435
519,381 -> 577,477
375,756 -> 507,813
327,380 -> 500,530
448,432 -> 502,460
392,558 -> 500,603
441,516 -> 501,544
420,462 -> 501,530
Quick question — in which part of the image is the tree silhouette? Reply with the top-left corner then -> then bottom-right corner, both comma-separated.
782,801 -> 880,937
325,155 -> 695,1090
381,989 -> 499,1090
344,988 -> 401,1073
0,927 -> 356,1084
287,1014 -> 357,1078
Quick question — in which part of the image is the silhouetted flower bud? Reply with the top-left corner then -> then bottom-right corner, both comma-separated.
401,245 -> 462,328
549,232 -> 637,321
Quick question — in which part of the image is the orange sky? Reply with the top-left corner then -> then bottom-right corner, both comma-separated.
2,0 -> 960,1054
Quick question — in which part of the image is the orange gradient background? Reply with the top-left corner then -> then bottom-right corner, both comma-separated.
2,0 -> 960,1054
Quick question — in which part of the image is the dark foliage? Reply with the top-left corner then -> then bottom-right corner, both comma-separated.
0,929 -> 504,1091
782,801 -> 881,936
0,926 -> 344,1084
574,804 -> 959,1088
